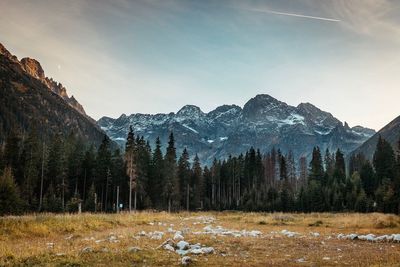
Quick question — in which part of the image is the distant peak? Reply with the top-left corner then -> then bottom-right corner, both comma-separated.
177,105 -> 204,116
0,42 -> 18,62
20,57 -> 45,80
297,102 -> 320,112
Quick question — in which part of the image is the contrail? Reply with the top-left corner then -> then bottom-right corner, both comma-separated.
244,8 -> 341,22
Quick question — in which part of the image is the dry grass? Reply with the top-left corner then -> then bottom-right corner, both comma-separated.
0,212 -> 399,266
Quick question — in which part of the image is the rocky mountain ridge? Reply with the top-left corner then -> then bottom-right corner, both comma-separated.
0,43 -> 86,115
98,94 -> 375,164
0,42 -> 107,145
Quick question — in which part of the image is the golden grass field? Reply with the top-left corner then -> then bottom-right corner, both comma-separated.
0,212 -> 400,266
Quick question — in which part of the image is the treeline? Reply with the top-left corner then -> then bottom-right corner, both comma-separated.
0,127 -> 399,215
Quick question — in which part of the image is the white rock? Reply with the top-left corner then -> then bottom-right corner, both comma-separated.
81,247 -> 93,253
295,258 -> 306,263
392,234 -> 400,242
181,256 -> 192,265
177,240 -> 190,250
128,246 -> 141,253
164,243 -> 175,252
174,232 -> 184,240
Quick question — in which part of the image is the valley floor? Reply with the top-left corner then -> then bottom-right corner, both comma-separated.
0,212 -> 400,266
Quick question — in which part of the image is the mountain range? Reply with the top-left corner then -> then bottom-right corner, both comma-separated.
98,94 -> 376,163
0,42 -> 107,145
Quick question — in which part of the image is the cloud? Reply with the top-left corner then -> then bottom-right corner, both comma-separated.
314,0 -> 400,42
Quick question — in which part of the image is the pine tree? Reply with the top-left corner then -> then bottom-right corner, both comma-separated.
124,127 -> 136,212
0,167 -> 23,215
178,148 -> 191,211
20,129 -> 40,208
192,154 -> 203,210
96,135 -> 112,211
84,183 -> 97,212
163,132 -> 178,212
334,149 -> 346,183
47,134 -> 66,211
309,147 -> 324,182
373,136 -> 396,182
149,137 -> 164,209
360,161 -> 376,197
3,130 -> 22,185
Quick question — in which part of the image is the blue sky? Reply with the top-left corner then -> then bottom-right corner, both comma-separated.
1,0 -> 400,130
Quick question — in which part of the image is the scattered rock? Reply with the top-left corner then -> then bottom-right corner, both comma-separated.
281,229 -> 298,238
150,231 -> 164,240
181,256 -> 192,265
128,246 -> 141,253
164,243 -> 175,252
81,247 -> 93,253
337,233 -> 400,242
295,258 -> 306,263
174,232 -> 184,240
177,240 -> 190,250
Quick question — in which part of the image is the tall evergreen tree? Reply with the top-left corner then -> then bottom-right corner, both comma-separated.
163,132 -> 178,212
0,167 -> 23,215
149,137 -> 164,209
309,147 -> 324,181
192,154 -> 203,210
178,148 -> 191,211
124,127 -> 136,212
96,136 -> 112,211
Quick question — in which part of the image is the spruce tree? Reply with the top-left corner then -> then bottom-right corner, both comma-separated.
150,137 -> 164,209
309,147 -> 324,182
373,136 -> 396,182
125,126 -> 136,212
163,132 -> 178,212
0,167 -> 23,215
192,154 -> 203,210
178,148 -> 191,211
96,136 -> 112,211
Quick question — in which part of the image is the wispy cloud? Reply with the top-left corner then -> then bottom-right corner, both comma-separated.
242,7 -> 341,22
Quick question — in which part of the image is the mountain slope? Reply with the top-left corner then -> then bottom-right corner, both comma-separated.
0,42 -> 107,145
352,115 -> 400,159
98,94 -> 375,163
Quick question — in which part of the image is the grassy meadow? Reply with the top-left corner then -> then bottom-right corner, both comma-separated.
0,212 -> 400,266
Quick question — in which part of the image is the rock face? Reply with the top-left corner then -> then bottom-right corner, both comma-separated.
98,94 -> 375,164
0,43 -> 86,116
0,42 -> 107,145
352,115 -> 400,159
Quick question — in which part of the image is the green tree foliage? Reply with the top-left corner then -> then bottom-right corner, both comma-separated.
163,132 -> 178,212
1,128 -> 400,214
0,167 -> 23,215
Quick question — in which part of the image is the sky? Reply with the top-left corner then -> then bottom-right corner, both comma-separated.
1,0 -> 399,131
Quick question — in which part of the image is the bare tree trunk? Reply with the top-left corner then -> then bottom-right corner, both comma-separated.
186,184 -> 189,212
39,141 -> 45,211
116,186 -> 120,213
83,169 -> 87,202
134,189 -> 137,212
129,174 -> 132,212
